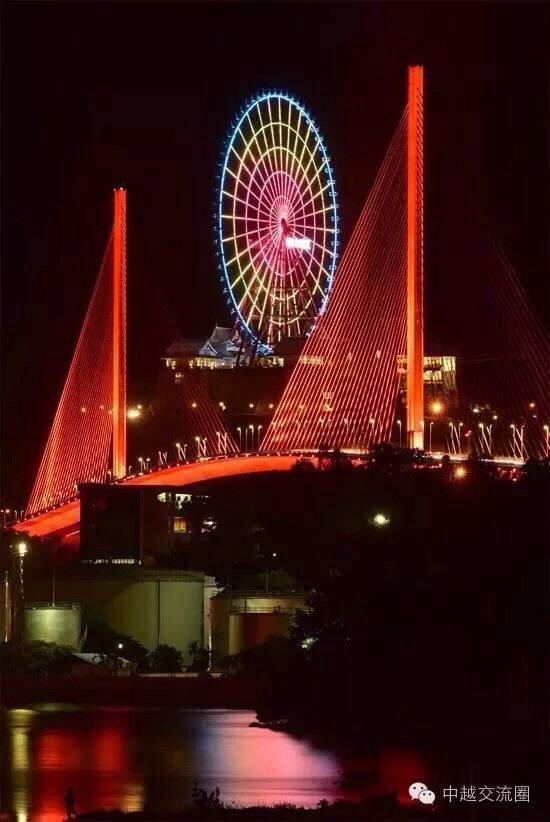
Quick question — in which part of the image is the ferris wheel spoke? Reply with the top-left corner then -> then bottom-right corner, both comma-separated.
222,189 -> 272,221
289,109 -> 303,189
239,248 -> 276,322
225,233 -> 265,268
293,196 -> 334,224
221,213 -> 272,226
240,120 -> 282,203
278,97 -> 284,182
291,222 -> 335,234
246,110 -> 277,182
229,234 -> 275,292
245,247 -> 277,329
225,165 -> 267,208
253,104 -> 277,180
288,144 -> 324,210
293,161 -> 328,216
233,130 -> 280,206
293,134 -> 325,198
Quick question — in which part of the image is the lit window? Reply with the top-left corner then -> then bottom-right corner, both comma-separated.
172,517 -> 187,533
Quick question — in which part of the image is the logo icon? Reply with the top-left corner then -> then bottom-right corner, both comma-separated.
409,782 -> 436,804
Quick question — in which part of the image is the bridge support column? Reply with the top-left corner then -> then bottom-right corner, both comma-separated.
406,66 -> 424,450
113,188 -> 127,477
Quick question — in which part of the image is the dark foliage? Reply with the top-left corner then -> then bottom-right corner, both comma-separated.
147,643 -> 183,673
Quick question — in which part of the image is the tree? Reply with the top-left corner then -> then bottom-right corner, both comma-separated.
83,609 -> 148,669
187,640 -> 209,672
147,643 -> 183,673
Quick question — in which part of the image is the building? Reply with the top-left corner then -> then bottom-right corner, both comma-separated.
80,482 -> 214,566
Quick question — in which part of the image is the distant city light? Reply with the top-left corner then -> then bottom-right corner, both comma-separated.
528,402 -> 536,409
117,642 -> 123,650
16,541 -> 28,557
454,466 -> 467,479
373,513 -> 390,527
191,402 -> 197,409
127,407 -> 141,420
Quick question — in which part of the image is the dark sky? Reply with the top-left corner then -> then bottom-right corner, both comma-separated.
2,1 -> 549,507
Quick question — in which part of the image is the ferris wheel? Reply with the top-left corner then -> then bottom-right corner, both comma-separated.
217,92 -> 338,352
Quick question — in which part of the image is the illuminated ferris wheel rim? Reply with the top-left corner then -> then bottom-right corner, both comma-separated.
216,90 -> 339,353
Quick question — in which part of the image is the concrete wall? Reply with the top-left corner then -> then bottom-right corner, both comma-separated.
24,605 -> 82,648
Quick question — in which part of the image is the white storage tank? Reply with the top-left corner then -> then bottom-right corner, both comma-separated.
24,603 -> 82,649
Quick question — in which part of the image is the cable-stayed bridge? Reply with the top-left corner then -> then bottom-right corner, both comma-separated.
11,67 -> 549,539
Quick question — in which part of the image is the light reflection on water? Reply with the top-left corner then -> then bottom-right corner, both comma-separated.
2,705 -> 429,820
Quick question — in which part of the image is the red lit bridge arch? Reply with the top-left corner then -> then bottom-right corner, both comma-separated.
13,454 -> 300,539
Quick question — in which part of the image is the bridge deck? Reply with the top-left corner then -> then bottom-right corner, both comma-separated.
13,454 -> 299,538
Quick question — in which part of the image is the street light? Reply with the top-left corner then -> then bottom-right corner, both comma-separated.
429,421 -> 434,452
258,425 -> 263,450
16,541 -> 28,558
373,513 -> 390,527
431,400 -> 444,415
544,424 -> 549,458
396,419 -> 402,448
237,427 -> 242,450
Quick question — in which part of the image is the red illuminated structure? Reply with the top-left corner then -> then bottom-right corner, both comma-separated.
406,66 -> 424,449
16,67 -> 550,535
261,96 -> 410,452
113,188 -> 127,478
15,454 -> 299,538
26,218 -> 115,517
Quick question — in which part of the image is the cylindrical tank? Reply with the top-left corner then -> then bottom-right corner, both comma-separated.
210,591 -> 307,665
24,603 -> 82,649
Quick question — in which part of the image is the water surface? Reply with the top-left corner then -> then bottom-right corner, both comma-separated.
2,705 -> 430,820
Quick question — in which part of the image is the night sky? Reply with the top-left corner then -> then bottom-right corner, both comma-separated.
2,1 -> 549,507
